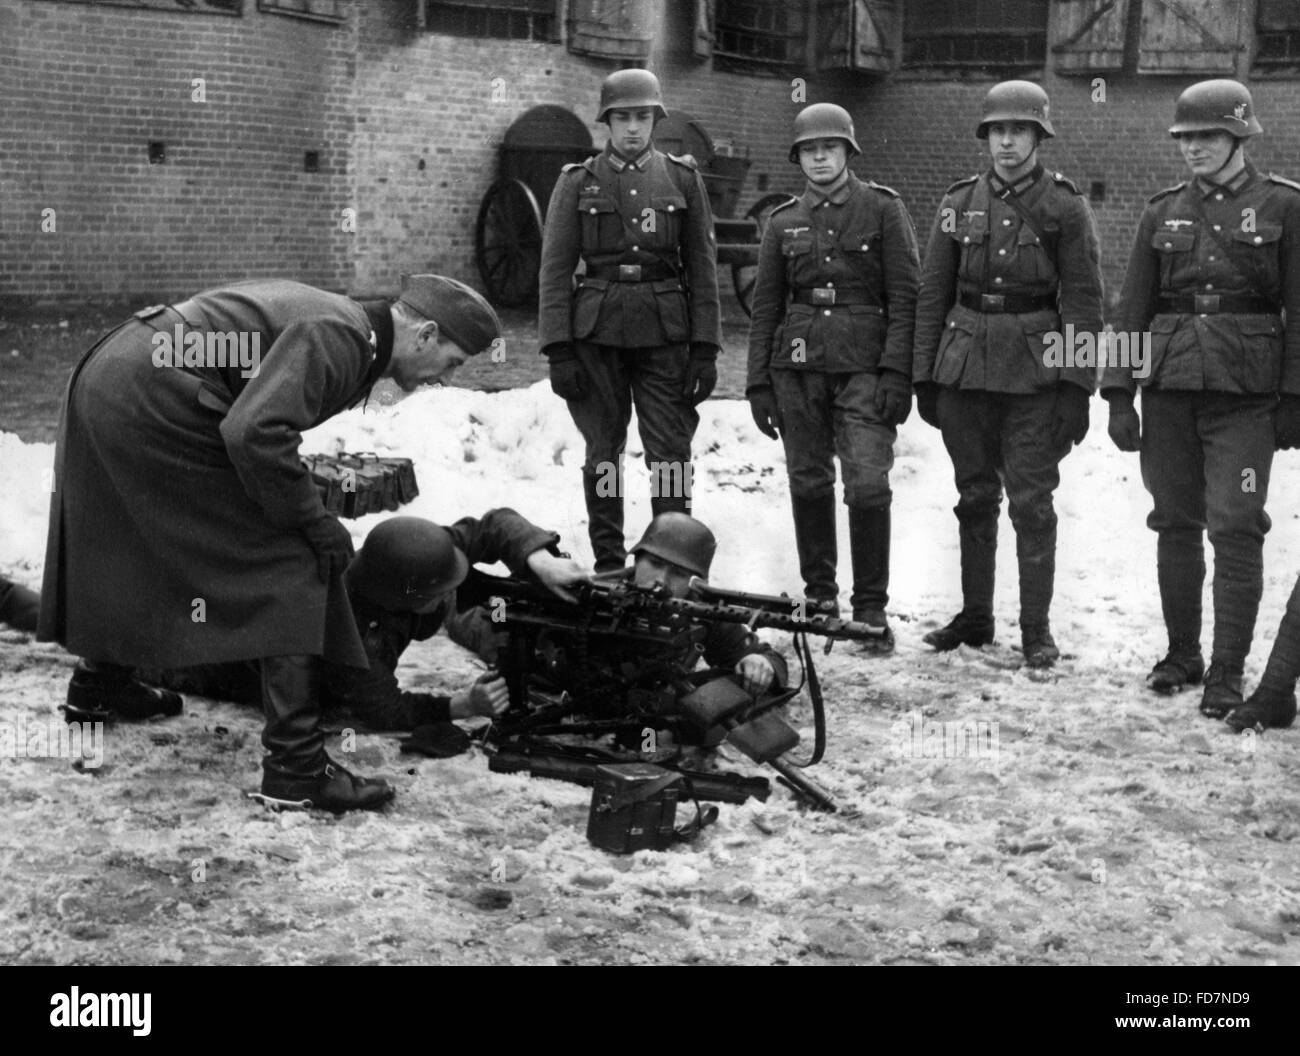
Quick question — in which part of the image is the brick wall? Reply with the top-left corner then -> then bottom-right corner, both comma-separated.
0,0 -> 355,307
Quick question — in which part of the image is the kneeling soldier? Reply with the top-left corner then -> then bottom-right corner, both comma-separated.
746,103 -> 920,651
1102,79 -> 1300,719
913,81 -> 1103,668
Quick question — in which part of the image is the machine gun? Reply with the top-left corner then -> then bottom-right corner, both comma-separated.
458,570 -> 878,812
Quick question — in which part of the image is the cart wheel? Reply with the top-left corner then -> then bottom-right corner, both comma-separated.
731,193 -> 796,318
475,178 -> 545,307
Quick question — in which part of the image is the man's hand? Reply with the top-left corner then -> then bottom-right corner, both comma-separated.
735,654 -> 776,696
915,382 -> 941,429
683,344 -> 719,405
449,673 -> 510,719
748,387 -> 783,440
1106,390 -> 1141,452
1276,394 -> 1300,450
525,548 -> 591,602
873,369 -> 912,427
1051,382 -> 1091,449
545,345 -> 588,402
301,512 -> 354,583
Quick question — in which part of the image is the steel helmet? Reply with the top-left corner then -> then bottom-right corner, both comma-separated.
1169,79 -> 1263,138
977,80 -> 1055,139
597,69 -> 667,124
630,513 -> 716,578
347,516 -> 469,612
789,103 -> 861,162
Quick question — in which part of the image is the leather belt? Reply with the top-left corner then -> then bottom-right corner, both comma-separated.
791,287 -> 880,308
1157,294 -> 1278,315
958,291 -> 1055,314
585,262 -> 677,282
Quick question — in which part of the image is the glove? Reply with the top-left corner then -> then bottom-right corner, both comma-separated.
873,369 -> 912,427
1105,391 -> 1141,452
1275,395 -> 1300,450
748,387 -> 783,440
301,512 -> 354,584
1051,382 -> 1092,449
683,343 -> 719,405
915,382 -> 941,429
545,344 -> 587,402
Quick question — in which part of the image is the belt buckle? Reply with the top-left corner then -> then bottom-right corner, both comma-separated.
811,287 -> 836,306
1194,293 -> 1220,314
618,264 -> 642,282
980,294 -> 1005,312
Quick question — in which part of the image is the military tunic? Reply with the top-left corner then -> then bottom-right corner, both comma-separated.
745,172 -> 920,507
1101,163 -> 1300,666
912,163 -> 1104,631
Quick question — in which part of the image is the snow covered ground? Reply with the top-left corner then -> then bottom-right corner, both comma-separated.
2,386 -> 1299,964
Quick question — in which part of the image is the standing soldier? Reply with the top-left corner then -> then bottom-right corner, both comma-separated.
746,103 -> 920,651
913,81 -> 1103,668
1102,79 -> 1300,718
538,69 -> 722,573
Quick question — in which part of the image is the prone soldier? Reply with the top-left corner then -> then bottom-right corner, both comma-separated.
1102,79 -> 1300,720
537,69 -> 722,573
913,81 -> 1104,668
745,103 -> 920,650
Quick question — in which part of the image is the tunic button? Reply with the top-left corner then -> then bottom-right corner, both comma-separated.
589,207 -> 598,214
949,322 -> 956,328
998,249 -> 1007,255
1215,193 -> 1223,201
1208,255 -> 1216,261
1205,283 -> 1213,289
823,309 -> 832,316
632,245 -> 639,251
630,188 -> 637,196
825,256 -> 832,262
861,243 -> 869,250
994,276 -> 1003,284
827,229 -> 834,234
1003,219 -> 1011,226
827,281 -> 835,288
667,205 -> 674,211
963,236 -> 971,243
1164,242 -> 1172,248
1254,235 -> 1263,244
1213,225 -> 1222,231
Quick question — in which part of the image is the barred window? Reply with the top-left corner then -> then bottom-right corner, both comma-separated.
423,0 -> 557,42
903,0 -> 1047,71
30,0 -> 241,14
1256,0 -> 1300,68
713,0 -> 808,75
258,0 -> 344,24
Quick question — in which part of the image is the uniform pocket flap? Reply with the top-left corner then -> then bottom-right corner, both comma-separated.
781,232 -> 813,256
953,225 -> 987,246
1232,223 -> 1282,246
1238,315 -> 1281,336
1016,226 -> 1044,247
847,231 -> 880,252
1152,230 -> 1195,253
578,196 -> 617,215
651,195 -> 687,213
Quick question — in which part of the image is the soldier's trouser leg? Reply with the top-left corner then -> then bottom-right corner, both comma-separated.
260,654 -> 328,781
1000,390 -> 1070,633
568,343 -> 634,572
938,389 -> 1001,619
832,373 -> 896,613
1200,394 -> 1274,668
630,344 -> 697,517
773,371 -> 839,603
1258,575 -> 1300,695
0,576 -> 40,632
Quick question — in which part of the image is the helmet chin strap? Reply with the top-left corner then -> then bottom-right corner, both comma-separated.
1204,138 -> 1243,184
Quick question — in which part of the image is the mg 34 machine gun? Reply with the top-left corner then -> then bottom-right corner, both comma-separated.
459,571 -> 885,813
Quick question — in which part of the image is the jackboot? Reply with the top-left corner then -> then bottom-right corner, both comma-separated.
259,654 -> 393,813
583,468 -> 627,574
849,505 -> 894,654
649,458 -> 692,518
791,492 -> 839,613
1148,531 -> 1205,693
924,509 -> 996,651
1017,527 -> 1059,668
